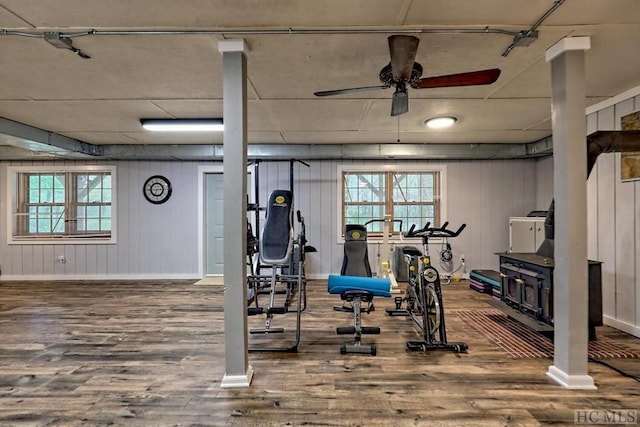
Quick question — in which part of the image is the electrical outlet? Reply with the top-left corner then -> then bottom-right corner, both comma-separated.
460,254 -> 465,263
57,255 -> 66,264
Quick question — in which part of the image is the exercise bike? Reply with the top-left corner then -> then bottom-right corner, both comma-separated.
386,221 -> 468,353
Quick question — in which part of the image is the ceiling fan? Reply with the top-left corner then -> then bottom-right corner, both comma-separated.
314,35 -> 501,116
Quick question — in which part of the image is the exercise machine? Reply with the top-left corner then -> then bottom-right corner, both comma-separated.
287,210 -> 317,278
365,216 -> 403,294
328,274 -> 391,355
246,189 -> 306,352
386,221 -> 468,353
437,234 -> 466,285
341,224 -> 372,277
245,159 -> 316,352
341,216 -> 402,293
247,158 -> 313,276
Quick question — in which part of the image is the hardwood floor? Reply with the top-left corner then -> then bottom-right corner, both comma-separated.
0,279 -> 638,426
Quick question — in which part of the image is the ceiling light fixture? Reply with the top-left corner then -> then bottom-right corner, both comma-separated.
424,116 -> 457,129
140,118 -> 224,132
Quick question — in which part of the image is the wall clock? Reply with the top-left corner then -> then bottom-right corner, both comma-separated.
143,175 -> 172,204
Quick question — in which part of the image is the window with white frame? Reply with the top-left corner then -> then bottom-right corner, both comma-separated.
7,166 -> 116,243
338,165 -> 445,237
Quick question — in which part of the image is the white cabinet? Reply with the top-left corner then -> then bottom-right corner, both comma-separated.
509,217 -> 546,253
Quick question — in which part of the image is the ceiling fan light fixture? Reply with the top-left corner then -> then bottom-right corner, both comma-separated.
424,116 -> 457,129
140,118 -> 224,132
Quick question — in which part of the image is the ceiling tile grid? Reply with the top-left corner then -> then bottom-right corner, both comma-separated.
0,1 -> 639,157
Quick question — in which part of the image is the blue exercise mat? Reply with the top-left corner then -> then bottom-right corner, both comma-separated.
327,274 -> 392,298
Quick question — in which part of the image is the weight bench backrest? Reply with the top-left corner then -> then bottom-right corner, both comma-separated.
260,190 -> 294,265
341,224 -> 372,277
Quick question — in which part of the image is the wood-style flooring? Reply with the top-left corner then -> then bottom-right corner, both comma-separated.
0,279 -> 638,426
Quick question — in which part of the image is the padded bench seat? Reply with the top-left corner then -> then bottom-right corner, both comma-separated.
327,275 -> 392,298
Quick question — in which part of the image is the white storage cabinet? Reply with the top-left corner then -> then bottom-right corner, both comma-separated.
509,217 -> 545,253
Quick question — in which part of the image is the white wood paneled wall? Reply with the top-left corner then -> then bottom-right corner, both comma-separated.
0,160 -> 201,280
1,157 -> 544,280
586,94 -> 640,337
535,155 -> 554,210
257,158 -> 542,278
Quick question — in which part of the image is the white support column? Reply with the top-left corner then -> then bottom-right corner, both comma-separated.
545,37 -> 596,390
219,39 -> 253,388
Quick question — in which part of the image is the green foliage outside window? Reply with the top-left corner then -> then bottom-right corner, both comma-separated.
18,171 -> 112,238
342,170 -> 441,235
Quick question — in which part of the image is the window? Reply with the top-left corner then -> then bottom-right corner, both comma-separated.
7,166 -> 116,244
338,164 -> 445,238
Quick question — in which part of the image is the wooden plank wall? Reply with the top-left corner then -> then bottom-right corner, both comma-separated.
258,158 -> 541,277
587,94 -> 640,338
0,160 -> 202,279
1,157 -> 543,280
535,155 -> 553,210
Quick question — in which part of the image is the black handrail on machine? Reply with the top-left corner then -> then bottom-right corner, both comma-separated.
405,221 -> 466,239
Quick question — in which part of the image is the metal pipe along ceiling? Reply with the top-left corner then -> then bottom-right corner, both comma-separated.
1,27 -> 521,38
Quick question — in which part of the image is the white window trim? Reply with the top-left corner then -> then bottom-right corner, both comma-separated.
6,165 -> 117,245
336,163 -> 447,244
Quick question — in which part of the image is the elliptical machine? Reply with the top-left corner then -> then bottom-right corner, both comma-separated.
386,221 -> 468,353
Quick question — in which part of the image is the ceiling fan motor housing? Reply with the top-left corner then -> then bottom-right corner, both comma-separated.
379,62 -> 423,86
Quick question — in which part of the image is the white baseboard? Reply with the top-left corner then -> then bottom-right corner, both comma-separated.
603,315 -> 640,338
0,273 -> 201,282
2,271 -> 473,283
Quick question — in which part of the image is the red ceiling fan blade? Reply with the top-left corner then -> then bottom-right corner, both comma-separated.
388,35 -> 420,81
413,68 -> 501,89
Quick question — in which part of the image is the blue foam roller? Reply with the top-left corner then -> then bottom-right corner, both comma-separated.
327,274 -> 392,298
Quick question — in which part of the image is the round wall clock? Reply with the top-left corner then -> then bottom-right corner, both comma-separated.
143,175 -> 172,204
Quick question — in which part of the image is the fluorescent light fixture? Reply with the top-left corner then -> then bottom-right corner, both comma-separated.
140,118 -> 224,132
424,116 -> 457,129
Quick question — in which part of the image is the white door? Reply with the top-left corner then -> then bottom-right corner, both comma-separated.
205,173 -> 225,275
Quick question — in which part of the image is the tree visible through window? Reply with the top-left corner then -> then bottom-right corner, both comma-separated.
74,173 -> 112,234
26,173 -> 66,234
12,167 -> 114,240
342,169 -> 441,235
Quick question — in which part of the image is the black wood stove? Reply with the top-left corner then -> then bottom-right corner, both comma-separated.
498,252 -> 603,340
